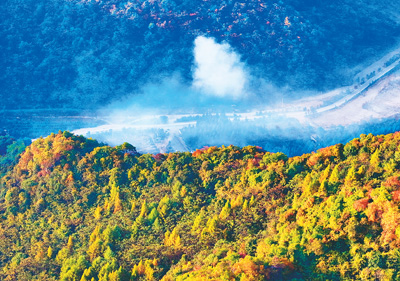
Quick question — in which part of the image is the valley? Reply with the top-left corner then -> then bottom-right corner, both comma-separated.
2,44 -> 400,155
68,44 -> 400,154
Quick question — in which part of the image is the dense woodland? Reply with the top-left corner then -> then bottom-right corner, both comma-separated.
1,0 -> 399,109
1,131 -> 400,280
3,1 -> 400,279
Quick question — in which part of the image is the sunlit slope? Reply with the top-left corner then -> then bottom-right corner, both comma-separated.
2,132 -> 400,279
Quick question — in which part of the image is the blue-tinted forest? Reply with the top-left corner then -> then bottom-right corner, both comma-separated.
1,0 -> 399,109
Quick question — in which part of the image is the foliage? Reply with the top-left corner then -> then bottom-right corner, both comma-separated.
1,0 -> 399,109
0,134 -> 30,176
2,131 -> 400,279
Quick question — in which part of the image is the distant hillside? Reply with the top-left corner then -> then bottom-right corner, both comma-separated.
2,131 -> 400,280
1,0 -> 399,109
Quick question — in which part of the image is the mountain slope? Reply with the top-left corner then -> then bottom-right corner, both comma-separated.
311,73 -> 400,127
2,0 -> 400,109
2,132 -> 400,280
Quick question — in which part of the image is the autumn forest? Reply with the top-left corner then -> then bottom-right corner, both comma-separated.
0,131 -> 400,280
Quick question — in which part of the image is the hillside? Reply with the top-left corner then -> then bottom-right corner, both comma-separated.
1,132 -> 400,280
1,0 -> 399,109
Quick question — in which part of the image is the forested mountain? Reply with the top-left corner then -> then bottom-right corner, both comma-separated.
1,0 -> 399,109
2,2 -> 400,279
2,131 -> 400,280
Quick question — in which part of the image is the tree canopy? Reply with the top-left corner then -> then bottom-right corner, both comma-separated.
1,131 -> 400,279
